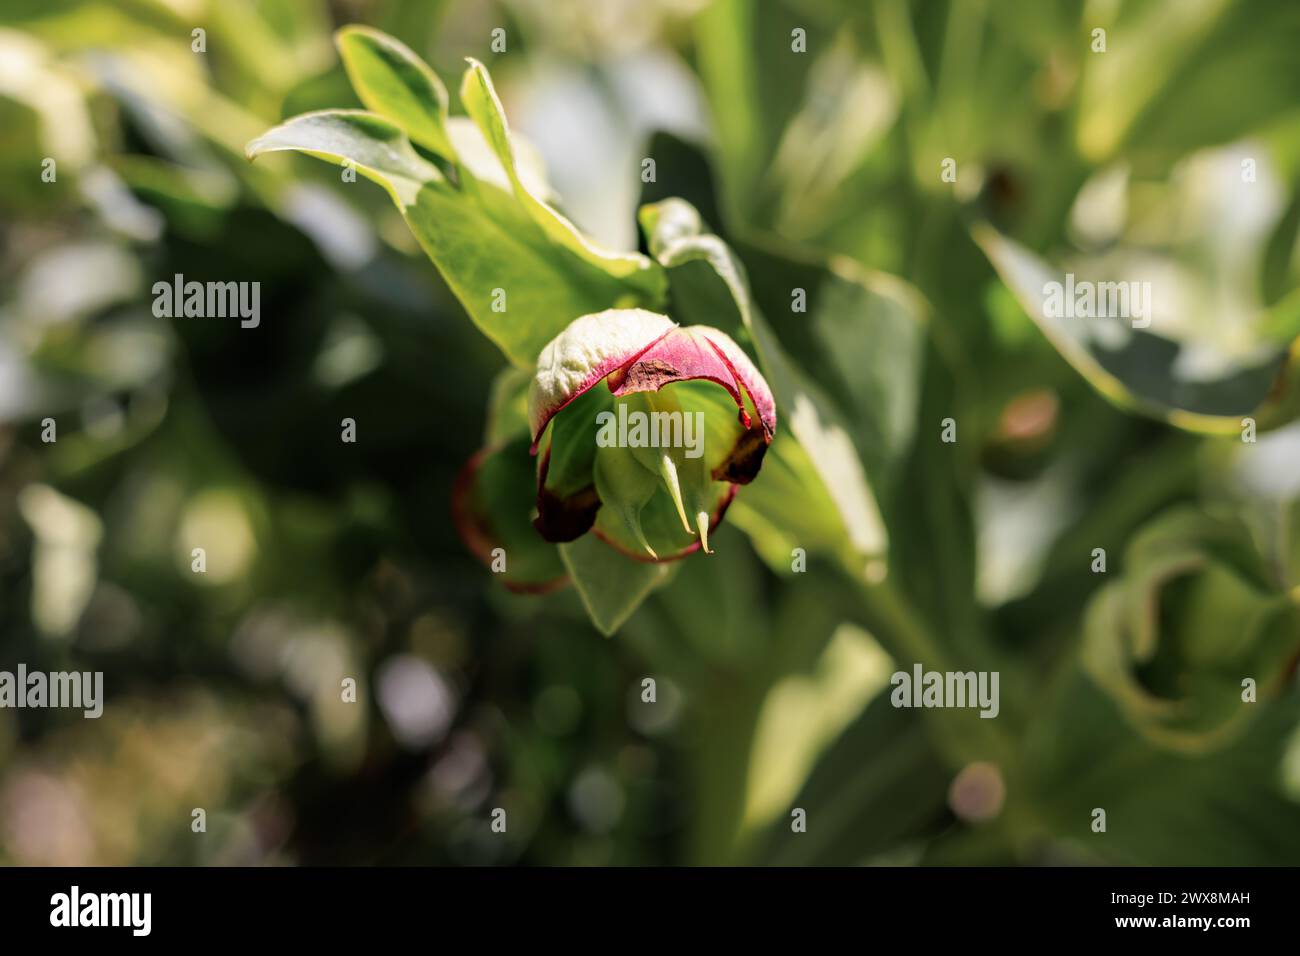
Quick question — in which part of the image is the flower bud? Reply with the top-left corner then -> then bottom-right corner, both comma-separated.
527,308 -> 776,560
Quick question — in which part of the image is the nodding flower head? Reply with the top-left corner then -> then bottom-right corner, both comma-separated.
527,308 -> 776,560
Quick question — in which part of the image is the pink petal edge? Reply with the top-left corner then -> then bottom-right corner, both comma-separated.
697,329 -> 777,442
528,327 -> 676,453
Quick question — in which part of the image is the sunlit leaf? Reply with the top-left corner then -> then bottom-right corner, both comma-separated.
336,24 -> 454,158
247,105 -> 656,366
974,222 -> 1300,434
458,58 -> 665,300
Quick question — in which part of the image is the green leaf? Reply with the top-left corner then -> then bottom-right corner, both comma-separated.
1029,669 -> 1300,865
592,436 -> 661,560
737,236 -> 927,495
759,35 -> 898,241
740,622 -> 895,838
246,108 -> 441,204
1080,508 -> 1300,751
250,45 -> 670,367
458,58 -> 665,300
1076,1 -> 1300,164
726,430 -> 867,575
538,385 -> 607,500
635,522 -> 769,669
558,534 -> 671,636
751,694 -> 950,865
639,197 -> 889,571
692,0 -> 818,228
247,108 -> 659,367
336,24 -> 454,158
974,222 -> 1300,434
445,116 -> 552,201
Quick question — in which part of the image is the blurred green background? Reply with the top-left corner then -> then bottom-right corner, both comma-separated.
2,0 -> 1300,866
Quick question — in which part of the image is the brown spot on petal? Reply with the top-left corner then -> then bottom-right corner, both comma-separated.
711,426 -> 769,485
609,358 -> 681,393
533,484 -> 601,543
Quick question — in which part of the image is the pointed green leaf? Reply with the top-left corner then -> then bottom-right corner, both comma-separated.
459,58 -> 665,300
246,108 -> 441,205
445,116 -> 552,201
248,110 -> 656,366
558,534 -> 671,636
336,25 -> 454,158
592,441 -> 660,560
